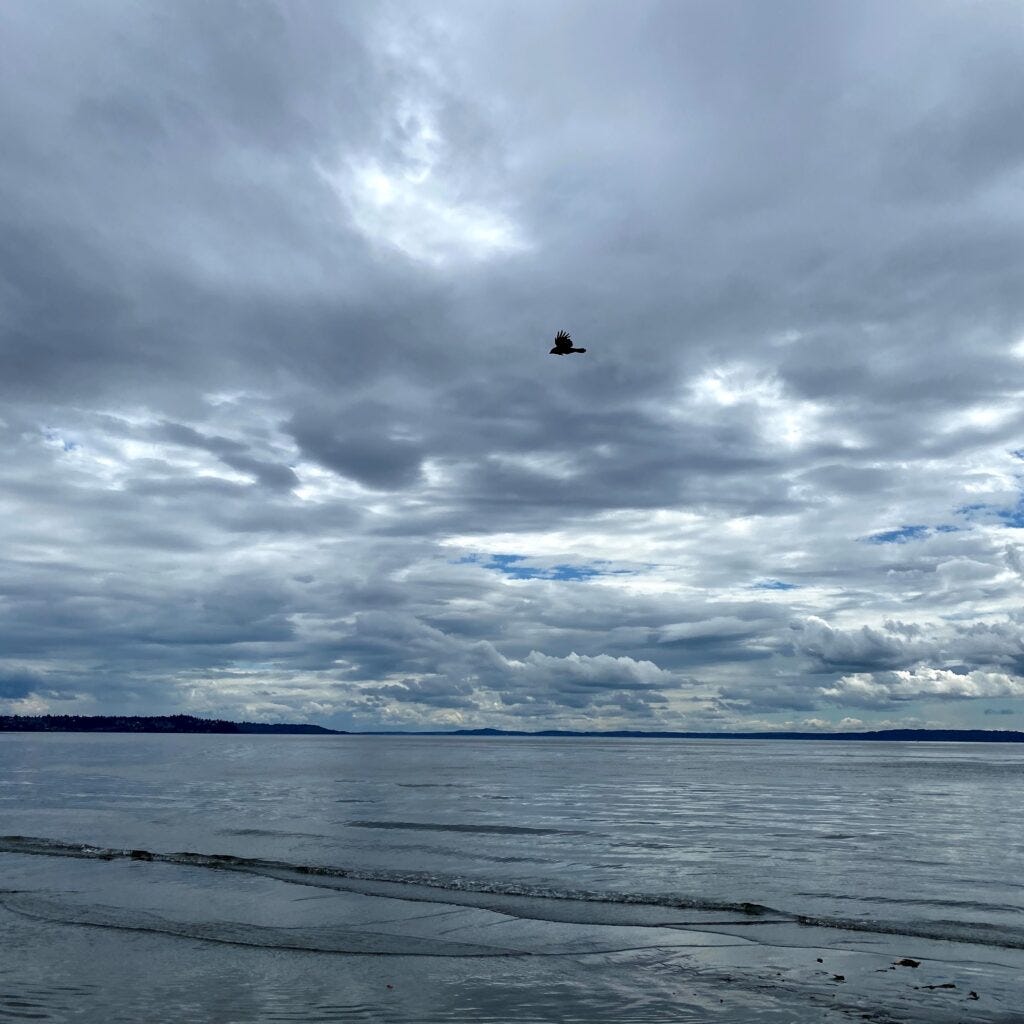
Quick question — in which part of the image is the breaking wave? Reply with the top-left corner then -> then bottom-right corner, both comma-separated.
3,834 -> 1023,952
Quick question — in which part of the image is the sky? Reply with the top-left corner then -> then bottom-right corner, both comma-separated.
2,0 -> 1023,732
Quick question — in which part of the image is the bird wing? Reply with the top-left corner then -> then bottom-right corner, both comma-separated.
553,330 -> 572,350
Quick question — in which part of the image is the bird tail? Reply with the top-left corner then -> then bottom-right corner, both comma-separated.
572,347 -> 586,353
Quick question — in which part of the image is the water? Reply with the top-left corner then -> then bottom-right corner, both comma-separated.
2,734 -> 1022,1021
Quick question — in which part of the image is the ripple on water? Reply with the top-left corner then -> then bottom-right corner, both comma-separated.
0,983 -> 99,1022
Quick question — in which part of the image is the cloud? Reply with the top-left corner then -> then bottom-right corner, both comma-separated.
359,675 -> 479,711
0,669 -> 47,701
329,158 -> 529,267
789,617 -> 921,673
497,651 -> 679,709
1,1 -> 1023,728
288,409 -> 425,490
821,668 -> 1024,707
155,421 -> 299,490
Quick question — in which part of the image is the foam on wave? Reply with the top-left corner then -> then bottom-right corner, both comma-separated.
3,835 -> 1022,951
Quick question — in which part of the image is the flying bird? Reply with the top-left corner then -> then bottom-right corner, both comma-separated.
549,330 -> 586,355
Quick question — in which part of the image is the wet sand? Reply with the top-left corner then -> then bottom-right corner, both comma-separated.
2,851 -> 1020,1022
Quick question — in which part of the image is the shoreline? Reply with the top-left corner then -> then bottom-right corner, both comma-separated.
2,715 -> 1023,742
2,846 -> 1018,1022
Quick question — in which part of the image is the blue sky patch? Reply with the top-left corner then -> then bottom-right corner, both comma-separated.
486,554 -> 526,570
867,524 -> 928,544
455,553 -> 627,581
999,502 -> 1024,528
753,579 -> 799,590
956,497 -> 1024,528
488,555 -> 606,581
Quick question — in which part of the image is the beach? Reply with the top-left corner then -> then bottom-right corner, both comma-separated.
2,734 -> 1022,1021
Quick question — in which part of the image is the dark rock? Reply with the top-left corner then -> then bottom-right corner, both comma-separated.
894,958 -> 921,968
128,849 -> 153,861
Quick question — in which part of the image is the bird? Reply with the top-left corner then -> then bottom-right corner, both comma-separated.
549,330 -> 586,355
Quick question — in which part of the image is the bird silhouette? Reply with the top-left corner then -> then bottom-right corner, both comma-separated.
549,330 -> 586,355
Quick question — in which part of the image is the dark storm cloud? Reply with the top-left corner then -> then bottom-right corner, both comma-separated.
0,671 -> 47,701
1,0 -> 1023,728
788,617 -> 922,674
156,422 -> 299,490
289,410 -> 425,490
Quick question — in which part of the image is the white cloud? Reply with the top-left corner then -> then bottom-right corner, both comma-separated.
822,668 -> 1024,706
317,84 -> 528,266
335,158 -> 528,265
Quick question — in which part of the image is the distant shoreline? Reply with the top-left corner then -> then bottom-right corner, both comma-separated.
1,715 -> 1022,742
0,715 -> 343,735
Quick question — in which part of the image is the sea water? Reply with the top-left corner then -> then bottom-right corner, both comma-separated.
1,734 -> 1022,1021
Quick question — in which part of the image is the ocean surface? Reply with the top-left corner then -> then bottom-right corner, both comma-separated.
2,734 -> 1022,1022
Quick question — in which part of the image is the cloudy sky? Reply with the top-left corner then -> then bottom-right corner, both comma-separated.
2,0 -> 1023,731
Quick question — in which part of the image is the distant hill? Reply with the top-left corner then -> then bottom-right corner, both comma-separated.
0,714 -> 344,735
2,717 -> 1021,742
445,727 -> 1024,743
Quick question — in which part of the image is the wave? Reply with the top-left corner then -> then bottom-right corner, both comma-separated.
794,891 -> 1024,914
344,820 -> 586,836
2,835 -> 1023,951
219,828 -> 328,840
0,892 -> 519,958
395,783 -> 467,789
